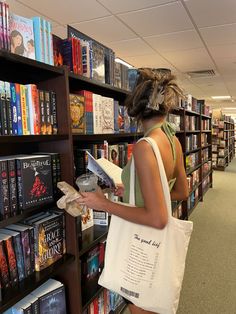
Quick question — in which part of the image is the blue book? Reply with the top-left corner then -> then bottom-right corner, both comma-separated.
24,86 -> 31,135
46,21 -> 54,65
15,84 -> 23,135
10,83 -> 18,135
113,100 -> 119,133
43,19 -> 49,64
32,16 -> 44,62
0,229 -> 25,281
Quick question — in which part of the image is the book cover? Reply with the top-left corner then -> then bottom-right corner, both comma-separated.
0,3 -> 4,49
6,224 -> 32,277
47,20 -> 54,66
4,81 -> 13,135
2,1 -> 7,50
5,158 -> 18,216
0,80 -> 8,135
92,94 -> 102,134
113,100 -> 119,134
44,90 -> 52,135
43,19 -> 49,64
81,40 -> 90,78
39,90 -> 47,135
10,83 -> 19,135
0,233 -> 18,286
52,34 -> 63,66
101,96 -> 114,134
0,159 -> 10,220
70,94 -> 85,134
16,155 -> 53,210
108,144 -> 119,166
33,213 -> 64,271
91,42 -> 105,83
20,84 -> 29,135
39,284 -> 67,314
81,207 -> 94,232
114,62 -> 122,89
10,13 -> 35,59
15,83 -> 23,135
0,228 -> 25,281
118,105 -> 125,133
49,91 -> 58,135
31,85 -> 41,135
32,16 -> 44,62
87,151 -> 122,188
0,237 -> 11,289
18,223 -> 35,275
78,90 -> 93,134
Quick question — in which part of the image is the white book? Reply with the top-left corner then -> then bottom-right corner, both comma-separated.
87,151 -> 122,188
101,96 -> 114,134
92,93 -> 102,134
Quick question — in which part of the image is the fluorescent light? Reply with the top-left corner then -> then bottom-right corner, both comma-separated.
115,58 -> 133,68
211,95 -> 231,100
223,107 -> 236,110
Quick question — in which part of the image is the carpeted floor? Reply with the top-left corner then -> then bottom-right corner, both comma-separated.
177,159 -> 236,314
123,158 -> 236,314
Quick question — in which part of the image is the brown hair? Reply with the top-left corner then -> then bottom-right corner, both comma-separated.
125,68 -> 184,121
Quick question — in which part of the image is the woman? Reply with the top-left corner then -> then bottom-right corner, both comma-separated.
10,30 -> 26,56
77,68 -> 189,314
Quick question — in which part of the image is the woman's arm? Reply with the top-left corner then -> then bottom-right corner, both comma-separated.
170,138 -> 189,201
78,141 -> 168,229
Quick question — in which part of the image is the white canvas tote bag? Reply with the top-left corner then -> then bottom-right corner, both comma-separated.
99,137 -> 193,314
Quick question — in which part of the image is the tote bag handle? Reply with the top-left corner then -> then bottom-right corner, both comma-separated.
129,136 -> 172,217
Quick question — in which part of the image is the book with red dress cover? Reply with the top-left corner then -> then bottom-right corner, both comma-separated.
16,155 -> 53,210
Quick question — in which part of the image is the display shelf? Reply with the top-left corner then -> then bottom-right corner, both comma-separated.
185,130 -> 201,134
186,163 -> 202,176
203,183 -> 212,196
185,147 -> 201,155
0,202 -> 56,228
73,133 -> 143,143
202,144 -> 211,149
0,254 -> 75,313
0,134 -> 68,144
82,285 -> 104,310
201,114 -> 211,119
190,181 -> 202,195
202,170 -> 213,181
201,130 -> 211,133
188,198 -> 202,217
185,109 -> 200,116
79,224 -> 109,257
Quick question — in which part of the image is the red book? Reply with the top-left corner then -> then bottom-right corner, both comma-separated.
0,237 -> 10,289
32,85 -> 41,135
76,38 -> 82,75
93,297 -> 99,314
1,234 -> 18,286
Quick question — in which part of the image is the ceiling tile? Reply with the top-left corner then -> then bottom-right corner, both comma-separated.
108,38 -> 155,58
215,58 -> 236,76
124,53 -> 174,69
71,16 -> 137,44
208,44 -> 236,60
200,24 -> 236,46
52,25 -> 67,39
164,48 -> 215,72
184,0 -> 236,28
17,0 -> 110,24
117,2 -> 193,37
97,0 -> 176,14
144,30 -> 203,53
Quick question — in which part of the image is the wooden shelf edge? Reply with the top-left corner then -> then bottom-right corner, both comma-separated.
73,133 -> 143,141
0,254 -> 75,313
82,285 -> 104,310
0,134 -> 69,143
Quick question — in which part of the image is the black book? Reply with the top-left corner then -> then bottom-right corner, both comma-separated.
39,90 -> 46,135
0,80 -> 8,135
0,159 -> 10,220
16,155 -> 53,210
50,91 -> 58,135
44,90 -> 52,135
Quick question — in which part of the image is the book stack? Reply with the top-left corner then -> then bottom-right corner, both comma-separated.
0,210 -> 65,300
0,153 -> 61,220
187,168 -> 200,193
186,152 -> 199,171
186,134 -> 198,151
201,119 -> 211,130
0,81 -> 58,136
185,115 -> 199,131
3,279 -> 67,313
70,91 -> 136,135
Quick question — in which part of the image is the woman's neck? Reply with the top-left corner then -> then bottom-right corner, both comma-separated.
142,117 -> 166,134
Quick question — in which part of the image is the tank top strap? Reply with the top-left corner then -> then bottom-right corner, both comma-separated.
161,121 -> 176,163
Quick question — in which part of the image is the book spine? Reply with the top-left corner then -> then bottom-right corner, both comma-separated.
71,37 -> 77,74
50,154 -> 57,199
5,237 -> 18,286
25,85 -> 34,134
44,90 -> 52,134
31,85 -> 41,135
15,83 -> 23,135
34,224 -> 39,271
32,299 -> 40,314
12,234 -> 25,281
8,159 -> 18,216
49,91 -> 57,134
4,2 -> 10,51
0,80 -> 8,135
20,85 -> 28,135
56,153 -> 61,183
16,159 -> 23,212
10,83 -> 18,135
0,160 -> 10,220
4,81 -> 13,135
39,90 -> 46,134
0,3 -> 3,50
1,2 -> 6,50
43,19 -> 49,64
32,17 -> 44,62
28,227 -> 35,275
47,20 -> 54,65
21,230 -> 31,277
0,240 -> 10,289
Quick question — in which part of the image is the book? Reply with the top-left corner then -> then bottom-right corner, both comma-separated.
10,13 -> 35,59
16,155 -> 53,210
0,80 -> 8,135
44,90 -> 52,135
0,158 -> 10,220
91,42 -> 105,83
5,81 -> 13,135
32,16 -> 44,62
20,84 -> 29,135
39,89 -> 46,135
87,151 -> 122,189
52,34 -> 63,66
15,83 -> 23,135
101,96 -> 114,134
50,91 -> 58,134
70,94 -> 85,134
10,83 -> 18,135
39,283 -> 66,314
33,213 -> 64,271
0,234 -> 10,289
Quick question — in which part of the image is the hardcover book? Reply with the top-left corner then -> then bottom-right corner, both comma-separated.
16,155 -> 53,210
0,235 -> 11,289
70,94 -> 85,134
91,42 -> 105,83
0,80 -> 8,135
0,159 -> 10,220
32,16 -> 44,62
10,83 -> 18,135
33,213 -> 64,271
101,96 -> 114,134
9,13 -> 35,59
39,284 -> 67,314
52,34 -> 63,66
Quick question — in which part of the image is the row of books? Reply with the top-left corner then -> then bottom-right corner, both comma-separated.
84,288 -> 124,314
186,134 -> 198,152
202,161 -> 212,178
201,119 -> 211,130
185,115 -> 199,131
0,81 -> 57,136
187,187 -> 200,211
202,147 -> 210,162
168,113 -> 182,131
0,210 -> 65,297
187,168 -> 200,193
74,142 -> 134,177
3,1 -> 54,65
3,279 -> 66,313
201,102 -> 211,116
185,96 -> 202,114
186,152 -> 200,172
0,153 -> 61,220
171,201 -> 183,220
201,133 -> 209,147
70,91 -> 137,135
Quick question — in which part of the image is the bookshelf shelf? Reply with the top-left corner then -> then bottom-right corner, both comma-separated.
0,254 -> 75,313
185,109 -> 200,116
0,134 -> 69,144
186,163 -> 203,176
202,144 -> 211,149
79,224 -> 109,257
185,130 -> 201,134
201,114 -> 211,119
73,133 -> 143,143
201,130 -> 211,133
188,197 -> 202,217
185,147 -> 201,155
82,285 -> 104,310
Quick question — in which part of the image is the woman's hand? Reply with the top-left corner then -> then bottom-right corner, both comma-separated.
76,189 -> 109,211
114,184 -> 125,197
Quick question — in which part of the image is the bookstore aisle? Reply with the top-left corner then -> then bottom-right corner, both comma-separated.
178,158 -> 236,314
123,159 -> 236,314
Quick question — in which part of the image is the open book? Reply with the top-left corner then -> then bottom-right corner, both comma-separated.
86,151 -> 122,188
